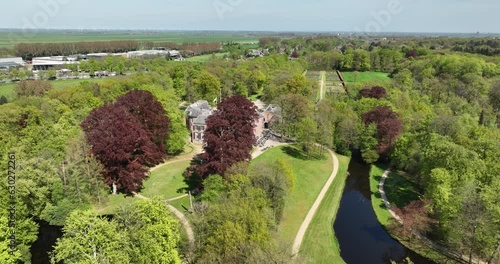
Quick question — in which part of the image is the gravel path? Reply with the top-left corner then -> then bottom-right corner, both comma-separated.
292,147 -> 339,256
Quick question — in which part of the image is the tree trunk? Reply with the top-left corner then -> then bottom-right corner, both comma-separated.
112,182 -> 117,195
488,239 -> 500,264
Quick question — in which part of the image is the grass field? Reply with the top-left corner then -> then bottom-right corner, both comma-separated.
185,52 -> 229,62
250,145 -> 334,250
301,155 -> 350,264
141,160 -> 190,198
0,78 -> 110,98
94,159 -> 191,215
342,71 -> 391,84
369,164 -> 393,226
0,30 -> 262,49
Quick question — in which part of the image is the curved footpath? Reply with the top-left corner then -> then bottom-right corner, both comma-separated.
292,147 -> 339,256
378,169 -> 487,264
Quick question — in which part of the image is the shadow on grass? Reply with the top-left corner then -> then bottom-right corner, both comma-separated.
281,145 -> 328,161
385,171 -> 421,208
178,154 -> 203,195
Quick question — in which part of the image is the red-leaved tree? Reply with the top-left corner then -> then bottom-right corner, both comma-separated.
358,86 -> 387,99
81,91 -> 169,194
115,90 -> 170,151
188,95 -> 258,184
389,199 -> 434,242
362,106 -> 402,155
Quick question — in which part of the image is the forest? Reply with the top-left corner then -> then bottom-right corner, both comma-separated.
0,35 -> 499,263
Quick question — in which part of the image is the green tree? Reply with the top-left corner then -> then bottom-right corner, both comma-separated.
195,71 -> 221,105
116,198 -> 181,264
51,210 -> 130,264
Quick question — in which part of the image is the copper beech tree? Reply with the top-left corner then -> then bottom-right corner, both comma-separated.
362,106 -> 402,156
81,90 -> 169,194
186,95 -> 258,185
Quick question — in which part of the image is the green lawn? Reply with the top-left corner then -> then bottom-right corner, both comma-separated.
141,160 -> 190,198
384,170 -> 422,209
342,71 -> 391,84
250,145 -> 333,248
94,160 -> 191,215
301,155 -> 350,264
185,52 -> 229,62
369,164 -> 393,226
0,83 -> 14,97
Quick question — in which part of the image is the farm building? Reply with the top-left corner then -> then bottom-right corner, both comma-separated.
0,57 -> 25,69
32,56 -> 79,70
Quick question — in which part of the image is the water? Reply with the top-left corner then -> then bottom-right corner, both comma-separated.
30,220 -> 62,264
334,158 -> 435,264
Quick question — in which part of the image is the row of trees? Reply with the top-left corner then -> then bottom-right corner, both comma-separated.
14,40 -> 139,59
13,40 -> 223,59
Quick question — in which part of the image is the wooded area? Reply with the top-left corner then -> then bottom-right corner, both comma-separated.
0,34 -> 499,263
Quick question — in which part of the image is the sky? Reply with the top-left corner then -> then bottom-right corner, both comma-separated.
1,0 -> 498,33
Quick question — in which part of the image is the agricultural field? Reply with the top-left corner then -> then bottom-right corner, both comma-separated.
341,71 -> 391,84
324,71 -> 345,96
0,30 -> 263,49
305,70 -> 322,102
185,52 -> 229,62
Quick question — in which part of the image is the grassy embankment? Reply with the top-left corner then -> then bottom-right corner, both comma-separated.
252,146 -> 350,262
300,155 -> 350,264
369,165 -> 452,263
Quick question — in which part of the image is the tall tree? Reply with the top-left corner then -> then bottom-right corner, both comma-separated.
14,80 -> 52,97
192,95 -> 258,181
116,198 -> 181,264
81,104 -> 165,194
362,106 -> 403,156
115,90 -> 170,152
51,210 -> 130,264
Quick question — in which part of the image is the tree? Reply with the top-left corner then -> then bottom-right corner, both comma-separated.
195,71 -> 221,105
296,117 -> 318,157
116,198 -> 181,264
51,210 -> 130,264
362,106 -> 403,156
81,103 -> 165,194
285,73 -> 311,96
14,80 -> 52,97
0,95 -> 7,105
390,199 -> 434,242
358,86 -> 387,99
250,159 -> 294,223
191,95 -> 258,182
490,81 -> 500,124
115,90 -> 170,152
274,94 -> 309,139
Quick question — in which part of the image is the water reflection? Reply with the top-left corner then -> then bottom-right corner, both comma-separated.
333,158 -> 434,264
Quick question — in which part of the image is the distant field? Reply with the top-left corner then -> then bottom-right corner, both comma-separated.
0,31 -> 262,49
342,71 -> 391,84
185,52 -> 229,62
